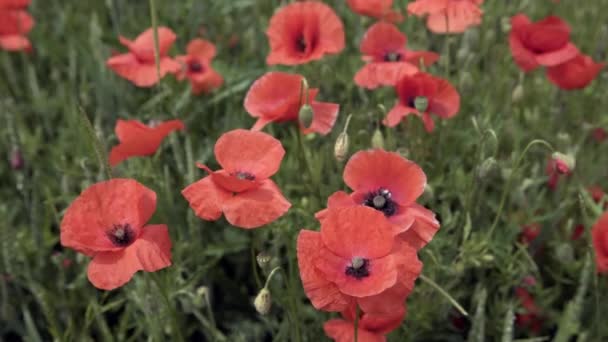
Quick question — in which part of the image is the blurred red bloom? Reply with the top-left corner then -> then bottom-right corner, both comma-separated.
509,14 -> 579,72
592,212 -> 608,273
0,0 -> 34,52
298,206 -> 422,314
545,155 -> 572,190
109,119 -> 185,166
515,285 -> 543,333
346,0 -> 403,23
588,186 -> 606,207
324,302 -> 405,342
519,223 -> 541,245
355,22 -> 439,89
384,72 -> 460,132
408,0 -> 483,34
106,27 -> 181,87
266,1 -> 345,65
547,53 -> 604,90
316,149 -> 439,250
60,179 -> 172,290
592,128 -> 607,143
182,129 -> 291,229
571,224 -> 585,241
244,72 -> 339,135
176,38 -> 223,95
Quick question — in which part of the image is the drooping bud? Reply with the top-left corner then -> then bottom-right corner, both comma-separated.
298,78 -> 314,129
476,157 -> 498,180
371,128 -> 384,149
511,84 -> 524,103
414,96 -> 429,113
551,152 -> 575,174
254,288 -> 272,315
334,114 -> 352,162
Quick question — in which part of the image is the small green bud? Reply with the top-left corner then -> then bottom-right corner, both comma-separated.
334,132 -> 349,162
371,128 -> 384,149
477,157 -> 498,180
298,104 -> 314,129
511,84 -> 524,103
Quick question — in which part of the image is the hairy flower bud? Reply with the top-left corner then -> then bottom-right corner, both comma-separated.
371,128 -> 384,149
254,288 -> 272,315
334,132 -> 349,162
511,84 -> 524,103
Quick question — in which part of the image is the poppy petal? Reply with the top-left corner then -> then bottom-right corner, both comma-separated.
244,72 -> 302,120
182,175 -> 232,221
0,34 -> 31,51
222,179 -> 291,229
343,149 -> 427,206
128,27 -> 177,62
315,191 -> 357,221
187,38 -> 216,61
191,68 -> 224,95
214,129 -> 285,179
301,101 -> 339,135
534,42 -> 579,67
403,50 -> 440,67
210,170 -> 260,193
324,319 -> 385,342
297,230 -> 351,311
360,22 -> 407,58
87,224 -> 172,290
426,1 -> 482,33
546,54 -> 605,90
383,104 -> 418,127
355,63 -> 419,89
107,54 -> 180,87
592,212 -> 608,273
399,204 -> 440,250
60,179 -> 156,255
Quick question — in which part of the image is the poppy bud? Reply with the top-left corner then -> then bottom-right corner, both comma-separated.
477,157 -> 498,180
414,96 -> 429,113
254,288 -> 272,315
511,84 -> 524,103
256,251 -> 272,269
334,115 -> 352,162
371,128 -> 384,149
10,147 -> 23,170
551,152 -> 575,174
298,104 -> 314,129
592,128 -> 607,142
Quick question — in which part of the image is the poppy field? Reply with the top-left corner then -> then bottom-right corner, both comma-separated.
2,0 -> 608,341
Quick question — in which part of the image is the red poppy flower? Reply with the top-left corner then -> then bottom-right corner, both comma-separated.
588,186 -> 606,206
109,119 -> 185,167
298,206 -> 422,314
0,5 -> 33,52
175,38 -> 223,95
592,212 -> 608,273
0,0 -> 30,7
408,0 -> 483,34
546,53 -> 604,90
266,1 -> 345,65
592,128 -> 607,143
316,149 -> 440,250
346,0 -> 403,23
384,72 -> 460,132
355,22 -> 439,89
106,27 -> 181,87
545,155 -> 572,190
519,223 -> 541,245
182,129 -> 291,229
514,285 -> 543,333
60,179 -> 172,290
571,224 -> 585,241
508,14 -> 579,72
324,302 -> 405,342
244,72 -> 339,135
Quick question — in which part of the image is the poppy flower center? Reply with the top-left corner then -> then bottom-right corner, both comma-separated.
107,224 -> 135,247
384,52 -> 402,62
189,61 -> 204,73
364,188 -> 396,217
296,35 -> 307,53
234,171 -> 255,181
345,257 -> 370,279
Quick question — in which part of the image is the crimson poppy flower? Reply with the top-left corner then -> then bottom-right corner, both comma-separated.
592,212 -> 608,273
316,149 -> 440,250
592,128 -> 607,143
60,179 -> 172,290
106,27 -> 181,87
408,0 -> 483,34
545,154 -> 572,190
175,38 -> 223,95
0,3 -> 34,52
546,53 -> 604,90
298,206 -> 422,314
355,22 -> 439,89
589,186 -> 606,207
519,223 -> 541,245
244,72 -> 339,135
384,72 -> 460,132
324,302 -> 405,342
109,119 -> 185,167
266,1 -> 345,65
571,224 -> 585,241
514,285 -> 543,333
182,129 -> 291,229
508,14 -> 579,72
346,0 -> 403,23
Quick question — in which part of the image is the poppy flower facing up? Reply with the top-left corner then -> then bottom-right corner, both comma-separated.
0,0 -> 34,52
266,1 -> 345,65
106,27 -> 181,87
244,72 -> 339,135
324,302 -> 406,342
176,38 -> 224,95
109,119 -> 185,167
316,149 -> 440,250
355,22 -> 439,89
298,206 -> 422,314
408,0 -> 484,34
60,179 -> 172,290
546,53 -> 604,90
509,14 -> 579,73
384,72 -> 460,132
182,129 -> 291,229
592,212 -> 608,273
346,0 -> 403,23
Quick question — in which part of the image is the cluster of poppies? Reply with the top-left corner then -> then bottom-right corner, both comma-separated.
106,27 -> 223,93
0,0 -> 34,52
509,13 -> 605,90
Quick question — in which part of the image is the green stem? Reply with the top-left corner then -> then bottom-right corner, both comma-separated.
78,107 -> 112,180
354,304 -> 360,342
263,267 -> 282,289
148,0 -> 161,84
151,274 -> 184,342
420,274 -> 469,317
485,139 -> 554,241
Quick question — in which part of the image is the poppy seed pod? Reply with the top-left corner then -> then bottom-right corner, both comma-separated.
256,251 -> 272,269
254,288 -> 272,315
512,84 -> 524,103
414,96 -> 429,113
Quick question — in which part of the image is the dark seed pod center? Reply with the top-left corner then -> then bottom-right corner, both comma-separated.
384,52 -> 402,62
345,257 -> 370,279
296,36 -> 307,53
364,188 -> 396,217
107,224 -> 135,247
234,171 -> 255,181
189,61 -> 204,73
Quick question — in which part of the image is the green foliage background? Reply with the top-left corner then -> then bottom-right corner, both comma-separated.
1,0 -> 607,341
